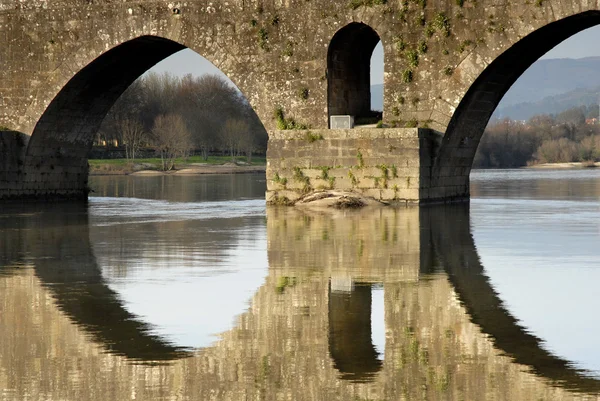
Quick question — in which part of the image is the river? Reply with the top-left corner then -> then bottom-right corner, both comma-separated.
0,170 -> 599,400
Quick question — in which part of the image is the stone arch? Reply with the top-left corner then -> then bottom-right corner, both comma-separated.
22,34 -> 265,200
433,11 -> 600,190
327,22 -> 381,127
23,36 -> 185,199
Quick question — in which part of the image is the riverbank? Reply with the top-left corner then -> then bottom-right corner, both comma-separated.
525,161 -> 600,169
89,157 -> 266,176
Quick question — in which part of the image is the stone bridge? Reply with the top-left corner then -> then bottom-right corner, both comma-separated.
0,0 -> 598,202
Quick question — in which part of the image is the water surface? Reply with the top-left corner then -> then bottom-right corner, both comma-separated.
1,170 -> 599,400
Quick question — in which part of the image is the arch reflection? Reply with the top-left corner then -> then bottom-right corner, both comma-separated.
1,202 -> 599,398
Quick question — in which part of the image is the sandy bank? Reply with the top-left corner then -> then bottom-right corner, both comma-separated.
526,162 -> 599,169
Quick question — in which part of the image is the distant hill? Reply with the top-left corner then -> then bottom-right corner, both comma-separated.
493,86 -> 600,121
499,56 -> 600,107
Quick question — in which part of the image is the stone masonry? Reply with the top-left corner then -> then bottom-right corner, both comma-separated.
1,1 -> 600,201
266,128 -> 443,204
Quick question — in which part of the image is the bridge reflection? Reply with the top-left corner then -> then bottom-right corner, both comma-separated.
0,203 -> 598,399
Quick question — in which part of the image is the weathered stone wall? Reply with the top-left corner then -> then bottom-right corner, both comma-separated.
266,128 -> 441,204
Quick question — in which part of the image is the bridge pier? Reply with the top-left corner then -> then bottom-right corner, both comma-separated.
0,130 -> 88,201
266,128 -> 469,205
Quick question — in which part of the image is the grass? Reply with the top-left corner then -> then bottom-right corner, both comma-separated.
89,155 -> 266,174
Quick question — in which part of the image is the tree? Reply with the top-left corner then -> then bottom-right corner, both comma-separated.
151,114 -> 192,171
120,119 -> 145,160
221,119 -> 249,162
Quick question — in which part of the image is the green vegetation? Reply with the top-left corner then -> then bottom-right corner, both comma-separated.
377,164 -> 389,188
456,0 -> 464,6
292,166 -> 311,192
88,155 -> 266,174
406,119 -> 418,128
283,41 -> 294,57
348,170 -> 359,186
297,87 -> 309,100
275,276 -> 297,293
348,0 -> 387,10
405,49 -> 419,68
376,120 -> 384,128
402,69 -> 413,83
272,172 -> 288,188
257,27 -> 269,50
396,37 -> 407,52
269,194 -> 294,206
303,131 -> 324,142
356,150 -> 365,168
430,12 -> 451,37
274,107 -> 309,130
318,166 -> 330,180
443,66 -> 454,76
418,40 -> 428,54
458,39 -> 473,53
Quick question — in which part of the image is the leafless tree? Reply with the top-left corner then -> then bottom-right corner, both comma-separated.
151,114 -> 193,171
221,119 -> 249,162
120,119 -> 145,160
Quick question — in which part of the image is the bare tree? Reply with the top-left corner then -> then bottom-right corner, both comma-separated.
221,119 -> 248,162
120,119 -> 145,160
97,71 -> 270,160
151,114 -> 193,171
98,79 -> 146,148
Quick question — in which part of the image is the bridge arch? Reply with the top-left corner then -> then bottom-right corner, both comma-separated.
23,35 -> 264,199
327,22 -> 381,127
434,11 -> 600,188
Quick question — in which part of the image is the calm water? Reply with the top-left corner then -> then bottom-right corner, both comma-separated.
1,170 -> 600,400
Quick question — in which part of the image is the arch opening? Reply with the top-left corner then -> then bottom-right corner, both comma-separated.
327,23 -> 382,128
435,11 -> 600,179
25,35 -> 267,199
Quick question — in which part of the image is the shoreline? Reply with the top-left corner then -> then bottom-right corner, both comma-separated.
524,162 -> 599,169
90,164 -> 266,176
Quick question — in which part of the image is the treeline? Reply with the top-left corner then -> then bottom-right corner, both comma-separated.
475,104 -> 600,168
97,73 -> 268,170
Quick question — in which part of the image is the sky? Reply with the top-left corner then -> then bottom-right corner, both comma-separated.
147,24 -> 600,87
